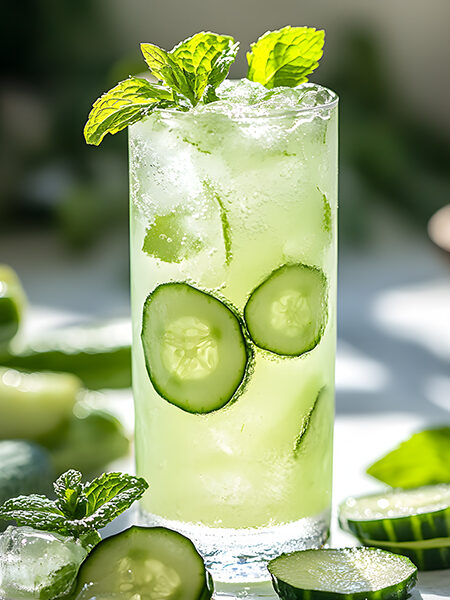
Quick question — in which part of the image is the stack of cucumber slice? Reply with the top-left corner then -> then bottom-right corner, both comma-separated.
339,484 -> 450,570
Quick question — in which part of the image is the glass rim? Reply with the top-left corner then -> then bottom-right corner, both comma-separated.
152,83 -> 339,122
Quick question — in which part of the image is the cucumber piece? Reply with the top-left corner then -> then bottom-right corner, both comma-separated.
0,265 -> 26,348
244,263 -> 327,356
47,406 -> 129,476
141,283 -> 251,414
339,484 -> 450,542
0,367 -> 81,440
1,320 -> 131,389
360,537 -> 450,571
268,547 -> 417,600
72,526 -> 213,600
0,440 -> 53,506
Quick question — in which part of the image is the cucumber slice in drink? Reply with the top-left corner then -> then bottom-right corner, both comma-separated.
141,283 -> 250,414
268,548 -> 417,600
339,484 -> 450,542
244,263 -> 327,356
360,537 -> 450,571
72,526 -> 213,600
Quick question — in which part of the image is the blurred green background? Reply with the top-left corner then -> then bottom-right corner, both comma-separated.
1,0 -> 449,249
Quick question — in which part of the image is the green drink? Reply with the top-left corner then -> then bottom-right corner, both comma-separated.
85,27 -> 338,584
129,80 -> 337,581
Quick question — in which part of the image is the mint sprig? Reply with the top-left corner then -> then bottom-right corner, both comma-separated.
0,469 -> 148,549
247,26 -> 325,88
84,26 -> 325,145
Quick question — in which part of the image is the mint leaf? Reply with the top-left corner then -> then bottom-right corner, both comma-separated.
83,472 -> 148,529
54,470 -> 87,519
247,26 -> 325,89
367,427 -> 450,488
172,33 -> 239,103
84,76 -> 173,145
0,495 -> 67,532
140,44 -> 195,105
142,33 -> 238,106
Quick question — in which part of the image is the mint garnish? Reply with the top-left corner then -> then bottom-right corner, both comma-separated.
367,427 -> 450,488
247,26 -> 324,89
0,469 -> 148,549
84,27 -> 325,145
83,77 -> 173,145
142,33 -> 239,105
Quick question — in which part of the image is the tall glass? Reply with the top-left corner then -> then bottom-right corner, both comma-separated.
129,86 -> 338,584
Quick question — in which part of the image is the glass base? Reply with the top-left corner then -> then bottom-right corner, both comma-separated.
138,508 -> 330,591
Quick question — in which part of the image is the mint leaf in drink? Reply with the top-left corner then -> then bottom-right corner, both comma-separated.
367,427 -> 450,488
141,33 -> 238,106
140,44 -> 195,105
172,33 -> 239,103
247,26 -> 325,89
84,76 -> 174,145
0,469 -> 148,548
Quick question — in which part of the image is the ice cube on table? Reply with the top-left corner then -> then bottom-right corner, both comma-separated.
0,526 -> 87,600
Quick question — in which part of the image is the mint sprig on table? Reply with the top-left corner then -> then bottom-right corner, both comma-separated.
84,26 -> 325,145
0,469 -> 148,549
367,426 -> 450,488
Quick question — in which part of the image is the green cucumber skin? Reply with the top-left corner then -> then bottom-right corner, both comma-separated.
362,541 -> 450,572
340,507 -> 450,543
271,574 -> 416,600
0,346 -> 131,390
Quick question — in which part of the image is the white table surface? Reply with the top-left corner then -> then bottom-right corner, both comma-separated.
1,218 -> 449,598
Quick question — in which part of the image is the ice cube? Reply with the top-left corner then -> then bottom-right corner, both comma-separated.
0,526 -> 87,600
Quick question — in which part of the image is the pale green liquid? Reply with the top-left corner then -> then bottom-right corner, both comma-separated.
129,90 -> 337,531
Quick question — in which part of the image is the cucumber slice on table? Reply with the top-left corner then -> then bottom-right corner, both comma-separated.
268,548 -> 417,600
1,320 -> 131,389
0,265 -> 26,347
244,263 -> 327,356
141,283 -> 251,414
360,537 -> 450,571
339,484 -> 450,542
72,526 -> 213,600
0,367 -> 81,440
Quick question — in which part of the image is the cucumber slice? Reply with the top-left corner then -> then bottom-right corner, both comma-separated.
0,367 -> 81,440
1,320 -> 131,389
72,526 -> 213,600
268,547 -> 417,600
141,283 -> 251,414
0,265 -> 26,348
0,440 -> 53,508
360,537 -> 450,571
339,484 -> 450,542
244,263 -> 327,356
